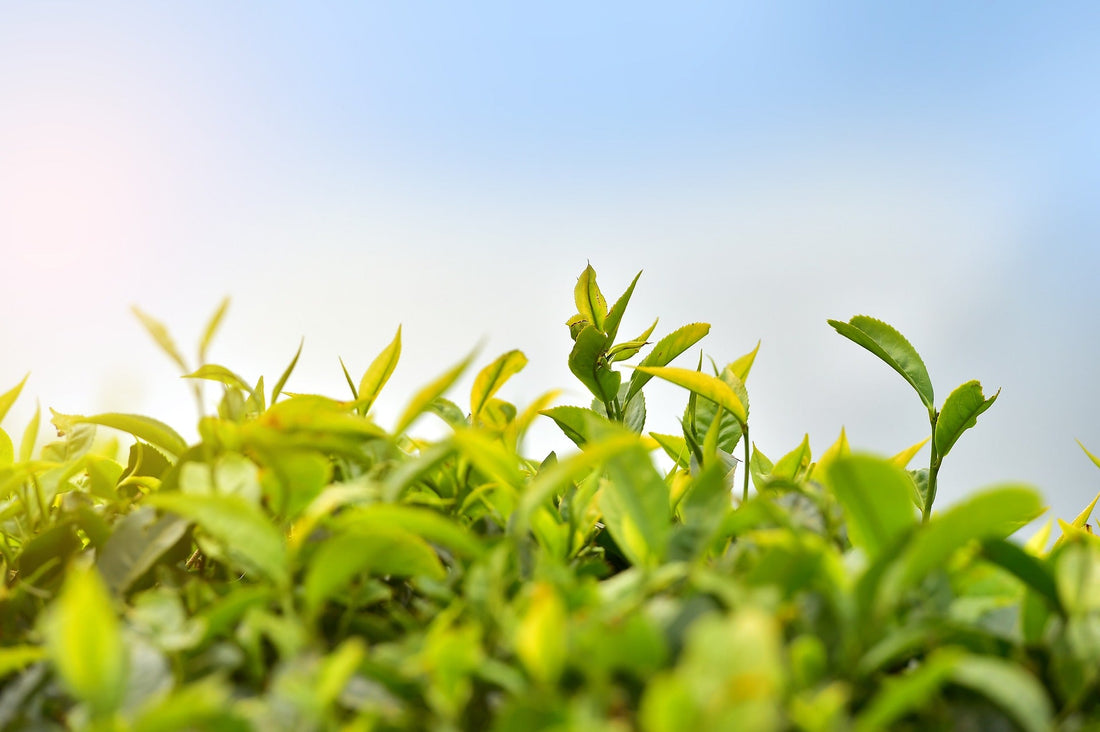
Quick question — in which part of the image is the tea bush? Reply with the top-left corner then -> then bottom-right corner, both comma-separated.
1,264 -> 1099,731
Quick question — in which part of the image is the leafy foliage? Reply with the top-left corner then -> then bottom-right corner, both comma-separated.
1,264 -> 1098,730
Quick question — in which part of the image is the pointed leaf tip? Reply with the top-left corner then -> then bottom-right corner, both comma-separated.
829,315 -> 934,410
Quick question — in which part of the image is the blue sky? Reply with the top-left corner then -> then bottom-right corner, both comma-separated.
2,2 -> 1098,530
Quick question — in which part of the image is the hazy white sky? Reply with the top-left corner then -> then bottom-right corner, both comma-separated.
2,2 -> 1098,530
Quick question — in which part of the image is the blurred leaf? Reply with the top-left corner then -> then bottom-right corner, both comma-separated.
600,445 -> 671,567
394,348 -> 473,435
625,322 -> 710,404
634,366 -> 746,426
43,564 -> 128,717
749,443 -> 773,491
304,526 -> 444,613
1078,439 -> 1100,471
828,315 -> 934,410
825,455 -> 917,558
949,655 -> 1053,732
41,418 -> 96,463
771,434 -> 812,482
1055,542 -> 1100,615
358,325 -> 402,415
1053,490 -> 1100,551
147,492 -> 288,586
271,337 -> 304,404
450,428 -> 524,492
540,405 -> 610,447
19,401 -> 40,462
0,428 -> 13,468
0,646 -> 47,680
516,582 -> 568,685
574,263 -> 607,331
812,427 -> 850,481
51,411 -> 187,459
889,436 -> 930,469
335,504 -> 483,559
97,506 -> 190,594
0,373 -> 29,425
471,350 -> 527,421
854,649 -> 960,732
882,484 -> 1045,604
651,432 -> 691,470
198,296 -> 230,364
132,306 -> 189,373
980,538 -> 1062,613
935,380 -> 999,459
183,364 -> 253,394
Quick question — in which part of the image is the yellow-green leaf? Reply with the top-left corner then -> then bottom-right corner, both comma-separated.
0,373 -> 29,425
394,349 -> 474,435
358,326 -> 402,414
51,411 -> 187,459
515,582 -> 568,685
132,306 -> 188,373
634,366 -> 746,426
935,380 -> 998,458
471,350 -> 527,421
890,437 -> 930,469
198,296 -> 230,364
574,263 -> 607,331
43,565 -> 128,716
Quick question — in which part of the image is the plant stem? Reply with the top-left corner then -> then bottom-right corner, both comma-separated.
742,423 -> 750,504
923,409 -> 940,523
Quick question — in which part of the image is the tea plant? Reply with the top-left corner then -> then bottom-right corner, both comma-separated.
0,263 -> 1098,731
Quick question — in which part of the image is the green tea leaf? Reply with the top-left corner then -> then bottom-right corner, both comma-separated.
43,564 -> 128,716
935,380 -> 999,458
1076,439 -> 1100,471
0,645 -> 47,680
304,526 -> 444,613
568,325 -> 618,403
728,341 -> 761,383
854,649 -> 960,732
949,655 -> 1053,732
0,429 -> 12,468
625,322 -> 710,404
771,434 -> 811,482
607,318 -> 658,362
0,373 -> 29,425
146,492 -> 288,586
889,436 -> 929,469
979,538 -> 1062,613
451,428 -> 524,492
97,506 -> 190,594
271,337 -> 304,404
394,348 -> 474,435
882,484 -> 1045,603
19,400 -> 40,462
198,296 -> 230,364
183,364 -> 253,394
825,455 -> 917,557
541,405 -> 610,447
603,270 -> 642,344
574,263 -> 607,331
828,315 -> 934,411
471,349 -> 527,421
515,582 -> 568,685
335,504 -> 484,559
600,445 -> 671,567
359,325 -> 402,414
650,432 -> 691,470
634,366 -> 746,426
132,306 -> 189,373
51,411 -> 187,459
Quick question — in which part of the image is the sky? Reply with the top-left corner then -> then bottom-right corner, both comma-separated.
2,2 -> 1099,534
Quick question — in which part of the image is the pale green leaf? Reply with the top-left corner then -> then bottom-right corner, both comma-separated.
19,401 -> 40,462
728,340 -> 761,383
515,582 -> 568,685
183,364 -> 253,394
335,504 -> 484,558
198,296 -> 230,364
828,315 -> 934,410
600,445 -> 671,567
131,306 -> 188,373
